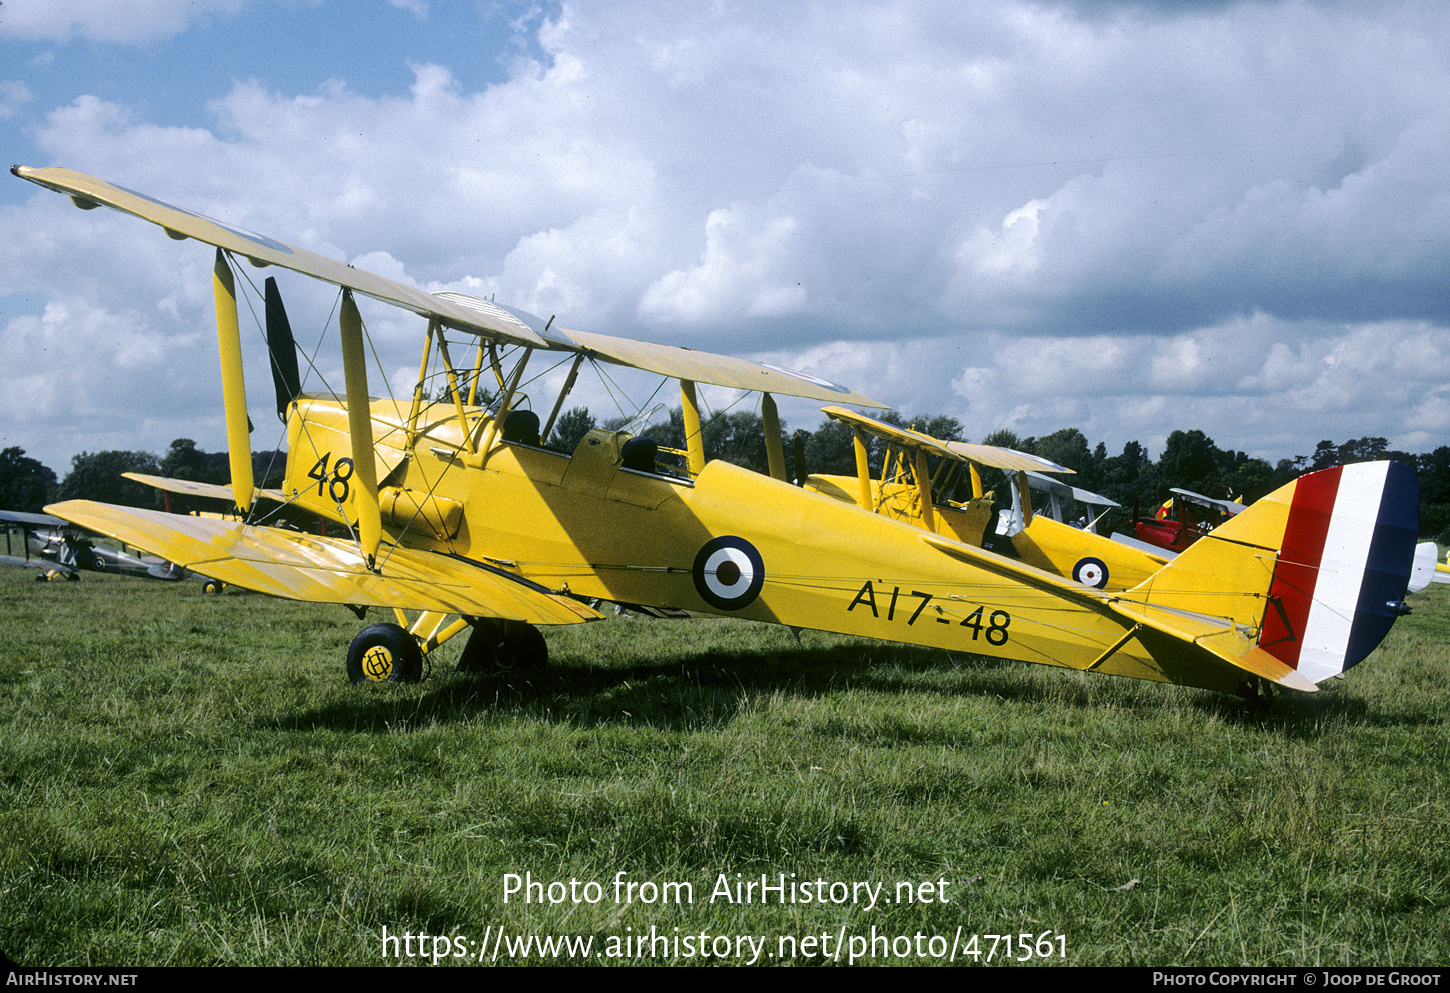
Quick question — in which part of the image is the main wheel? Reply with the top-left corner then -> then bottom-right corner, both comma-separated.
346,623 -> 424,684
202,578 -> 224,595
456,620 -> 548,673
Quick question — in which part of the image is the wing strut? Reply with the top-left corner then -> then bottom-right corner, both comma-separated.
212,250 -> 255,515
680,380 -> 705,476
853,427 -> 873,510
339,289 -> 383,570
542,354 -> 585,445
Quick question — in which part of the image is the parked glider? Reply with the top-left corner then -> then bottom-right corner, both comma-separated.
14,164 -> 1420,696
0,508 -> 187,581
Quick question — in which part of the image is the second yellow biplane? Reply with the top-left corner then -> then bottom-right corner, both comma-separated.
14,165 -> 1419,696
801,407 -> 1167,592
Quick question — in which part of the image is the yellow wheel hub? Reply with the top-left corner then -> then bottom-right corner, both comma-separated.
362,645 -> 394,681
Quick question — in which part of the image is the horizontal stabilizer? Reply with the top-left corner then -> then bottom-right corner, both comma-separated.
1110,531 -> 1176,561
1409,541 -> 1439,594
47,500 -> 600,625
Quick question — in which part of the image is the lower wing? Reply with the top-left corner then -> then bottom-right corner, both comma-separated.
47,500 -> 600,625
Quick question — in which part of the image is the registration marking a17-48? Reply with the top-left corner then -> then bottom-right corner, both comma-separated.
846,580 -> 1011,646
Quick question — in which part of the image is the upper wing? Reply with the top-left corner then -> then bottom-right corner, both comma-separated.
12,165 -> 550,348
15,165 -> 884,409
48,500 -> 601,625
819,407 -> 1076,474
0,509 -> 68,528
943,441 -> 1073,474
1169,488 -> 1246,516
1023,470 -> 1121,508
821,405 -> 964,457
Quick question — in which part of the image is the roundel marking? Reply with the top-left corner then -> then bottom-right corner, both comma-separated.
692,536 -> 766,610
759,362 -> 852,394
1073,557 -> 1109,589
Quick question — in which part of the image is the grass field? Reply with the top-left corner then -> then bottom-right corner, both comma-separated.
2,565 -> 1447,967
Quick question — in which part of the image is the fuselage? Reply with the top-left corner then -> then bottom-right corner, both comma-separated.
275,394 -> 1248,691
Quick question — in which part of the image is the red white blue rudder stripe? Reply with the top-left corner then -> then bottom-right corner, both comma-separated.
1259,461 -> 1418,683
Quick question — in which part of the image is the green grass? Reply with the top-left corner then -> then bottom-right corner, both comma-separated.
2,567 -> 1447,966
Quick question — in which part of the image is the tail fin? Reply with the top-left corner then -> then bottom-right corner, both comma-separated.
1130,461 -> 1418,687
1257,461 -> 1418,681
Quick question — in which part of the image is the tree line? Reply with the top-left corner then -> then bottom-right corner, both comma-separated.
5,418 -> 1450,539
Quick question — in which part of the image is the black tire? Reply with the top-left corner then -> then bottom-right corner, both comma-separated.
457,620 -> 548,673
202,578 -> 223,595
66,571 -> 80,582
346,623 -> 424,684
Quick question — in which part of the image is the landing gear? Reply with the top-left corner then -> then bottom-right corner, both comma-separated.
346,623 -> 424,684
202,578 -> 224,595
456,619 -> 548,674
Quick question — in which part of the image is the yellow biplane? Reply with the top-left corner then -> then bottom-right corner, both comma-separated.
14,165 -> 1420,695
802,407 -> 1166,592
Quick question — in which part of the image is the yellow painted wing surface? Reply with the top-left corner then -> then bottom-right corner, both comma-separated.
560,330 -> 885,408
47,500 -> 599,625
820,405 -> 958,456
12,166 -> 551,348
943,441 -> 1073,474
15,166 -> 883,409
819,407 -> 1075,473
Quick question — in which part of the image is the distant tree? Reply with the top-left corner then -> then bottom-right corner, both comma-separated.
978,428 -> 1021,450
1308,440 -> 1339,472
1034,428 -> 1096,483
546,407 -> 596,454
1418,446 -> 1450,506
58,450 -> 163,508
1336,437 -> 1389,465
801,418 -> 857,477
702,410 -> 775,474
1218,450 -> 1276,503
160,438 -> 228,485
1095,440 -> 1154,527
1156,429 -> 1225,497
0,447 -> 57,512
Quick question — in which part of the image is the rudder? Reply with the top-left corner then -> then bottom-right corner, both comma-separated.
1257,461 -> 1418,682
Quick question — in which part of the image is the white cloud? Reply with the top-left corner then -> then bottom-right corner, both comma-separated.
7,0 -> 1450,468
641,207 -> 807,323
0,80 -> 31,119
0,0 -> 251,44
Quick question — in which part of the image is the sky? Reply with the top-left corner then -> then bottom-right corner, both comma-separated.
3,0 -> 1450,476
